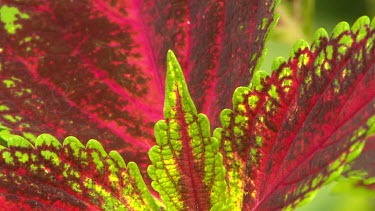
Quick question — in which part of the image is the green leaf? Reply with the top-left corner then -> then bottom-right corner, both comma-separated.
148,50 -> 229,210
0,134 -> 158,210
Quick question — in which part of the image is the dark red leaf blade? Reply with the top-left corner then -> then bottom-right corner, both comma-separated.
0,0 -> 279,176
181,0 -> 279,128
247,16 -> 375,210
215,16 -> 375,210
0,1 -> 162,172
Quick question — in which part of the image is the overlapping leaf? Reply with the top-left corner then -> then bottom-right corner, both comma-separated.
214,16 -> 375,210
0,0 -> 279,174
0,132 -> 159,210
148,51 -> 228,210
1,0 -> 374,210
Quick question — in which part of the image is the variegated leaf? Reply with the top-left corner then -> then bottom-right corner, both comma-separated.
214,16 -> 375,210
0,0 -> 279,175
148,51 -> 228,210
0,133 -> 159,210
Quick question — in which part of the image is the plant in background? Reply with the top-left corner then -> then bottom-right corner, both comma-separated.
0,0 -> 374,210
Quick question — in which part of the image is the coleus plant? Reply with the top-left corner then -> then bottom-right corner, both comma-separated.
0,0 -> 279,172
0,0 -> 374,210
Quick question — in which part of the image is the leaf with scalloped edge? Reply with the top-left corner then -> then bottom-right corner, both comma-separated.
0,133 -> 159,210
147,51 -> 228,210
214,16 -> 375,210
0,0 -> 279,178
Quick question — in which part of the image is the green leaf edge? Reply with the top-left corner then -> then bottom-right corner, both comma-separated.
148,50 -> 230,210
0,133 -> 160,211
280,15 -> 375,210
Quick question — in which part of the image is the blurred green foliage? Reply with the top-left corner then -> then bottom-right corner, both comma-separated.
315,0 -> 371,32
296,178 -> 375,211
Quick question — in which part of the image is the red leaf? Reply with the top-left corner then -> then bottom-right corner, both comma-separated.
245,17 -> 375,210
0,0 -> 278,175
215,16 -> 375,209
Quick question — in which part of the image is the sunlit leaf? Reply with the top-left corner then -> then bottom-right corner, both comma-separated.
0,0 -> 279,176
148,51 -> 228,210
0,0 -> 374,210
214,16 -> 375,210
0,133 -> 159,210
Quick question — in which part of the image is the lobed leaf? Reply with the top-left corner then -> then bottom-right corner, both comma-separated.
0,133 -> 158,210
0,0 -> 279,178
148,51 -> 228,210
214,16 -> 375,210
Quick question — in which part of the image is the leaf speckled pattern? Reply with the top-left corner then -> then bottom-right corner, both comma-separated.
214,16 -> 375,210
148,51 -> 228,210
0,133 -> 159,210
344,135 -> 375,188
0,0 -> 279,179
0,1 -> 374,210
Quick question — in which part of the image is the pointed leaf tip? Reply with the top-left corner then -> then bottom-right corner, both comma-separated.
150,51 -> 228,210
1,0 -> 281,192
164,50 -> 197,118
167,49 -> 175,58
